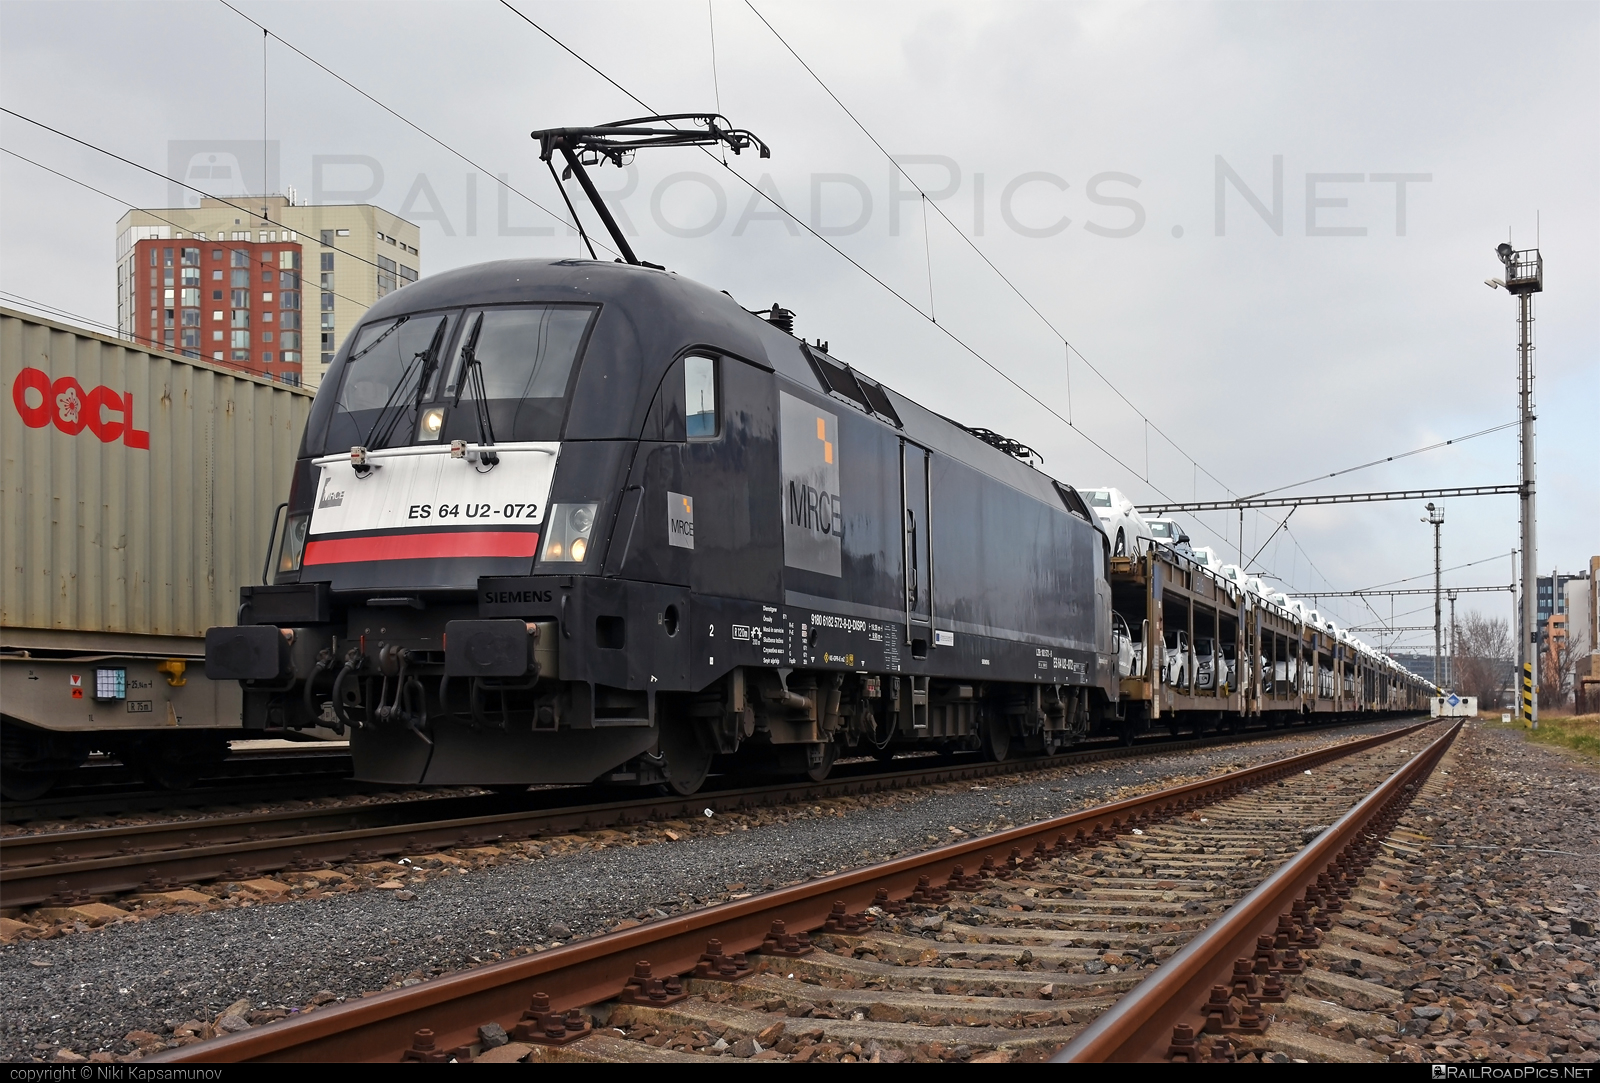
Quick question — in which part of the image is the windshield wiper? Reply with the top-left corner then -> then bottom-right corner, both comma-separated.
363,316 -> 448,451
453,312 -> 498,466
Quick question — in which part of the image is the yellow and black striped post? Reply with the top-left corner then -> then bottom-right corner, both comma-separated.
1522,662 -> 1536,729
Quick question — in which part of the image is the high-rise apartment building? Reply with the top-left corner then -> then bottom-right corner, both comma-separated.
116,196 -> 419,390
122,236 -> 305,385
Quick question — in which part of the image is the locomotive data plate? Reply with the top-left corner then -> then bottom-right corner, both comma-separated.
307,442 -> 560,536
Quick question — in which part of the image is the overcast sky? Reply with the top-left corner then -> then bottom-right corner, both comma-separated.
2,0 -> 1595,651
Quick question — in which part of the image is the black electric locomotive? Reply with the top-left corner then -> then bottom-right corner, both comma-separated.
205,254 -> 1120,794
204,115 -> 1137,794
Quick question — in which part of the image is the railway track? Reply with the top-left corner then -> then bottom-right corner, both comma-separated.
2,718 -> 1387,910
2,742 -> 360,824
145,716 -> 1454,1063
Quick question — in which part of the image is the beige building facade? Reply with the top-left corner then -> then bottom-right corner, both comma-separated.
116,197 -> 420,390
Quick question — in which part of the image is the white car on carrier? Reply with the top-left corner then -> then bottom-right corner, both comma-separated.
1082,487 -> 1152,558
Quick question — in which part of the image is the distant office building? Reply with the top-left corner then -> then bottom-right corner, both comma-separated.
116,197 -> 419,390
1537,569 -> 1583,641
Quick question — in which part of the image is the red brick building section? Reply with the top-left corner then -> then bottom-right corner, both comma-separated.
128,237 -> 304,385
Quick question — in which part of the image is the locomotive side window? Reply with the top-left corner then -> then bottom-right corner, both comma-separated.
684,355 -> 717,439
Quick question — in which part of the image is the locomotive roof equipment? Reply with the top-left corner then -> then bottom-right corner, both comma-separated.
531,114 -> 769,267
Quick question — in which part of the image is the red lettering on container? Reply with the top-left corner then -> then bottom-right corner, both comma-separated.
121,392 -> 150,449
10,367 -> 150,449
11,367 -> 51,427
84,386 -> 124,443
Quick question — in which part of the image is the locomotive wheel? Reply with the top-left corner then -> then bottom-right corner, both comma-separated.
659,720 -> 712,796
982,718 -> 1012,762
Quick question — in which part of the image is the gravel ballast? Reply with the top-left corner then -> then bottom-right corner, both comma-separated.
1359,722 -> 1600,1063
2,719 -> 1421,1061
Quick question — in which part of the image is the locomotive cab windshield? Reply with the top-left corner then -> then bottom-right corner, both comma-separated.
319,303 -> 596,453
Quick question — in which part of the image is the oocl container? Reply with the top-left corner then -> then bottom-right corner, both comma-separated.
1,306 -> 310,795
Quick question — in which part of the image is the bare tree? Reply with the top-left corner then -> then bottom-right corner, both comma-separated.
1542,629 -> 1578,714
1454,611 -> 1512,709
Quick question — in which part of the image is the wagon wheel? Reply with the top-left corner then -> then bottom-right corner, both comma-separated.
982,717 -> 1012,762
126,735 -> 230,791
0,769 -> 57,802
659,719 -> 713,796
806,742 -> 838,782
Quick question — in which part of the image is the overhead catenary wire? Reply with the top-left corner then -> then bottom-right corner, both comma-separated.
732,2 -> 1523,638
488,4 -> 1354,632
494,2 -> 1215,536
1240,420 -> 1521,501
1,290 -> 168,350
1245,506 -> 1296,571
213,0 -> 600,253
0,8 -> 1447,646
741,0 -> 1239,501
494,2 -> 1388,636
1352,551 -> 1514,593
2,107 -> 412,281
724,2 -> 1385,627
708,0 -> 725,158
0,289 -> 315,383
0,146 -> 373,317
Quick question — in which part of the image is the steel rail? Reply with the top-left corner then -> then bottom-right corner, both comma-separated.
2,746 -> 359,824
1054,718 -> 1463,1062
0,717 -> 1398,907
150,718 -> 1437,1063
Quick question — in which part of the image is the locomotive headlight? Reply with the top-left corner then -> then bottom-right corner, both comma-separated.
418,407 -> 445,441
540,502 -> 598,564
277,513 -> 310,574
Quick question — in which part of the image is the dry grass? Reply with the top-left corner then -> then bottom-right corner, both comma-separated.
1487,712 -> 1600,760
